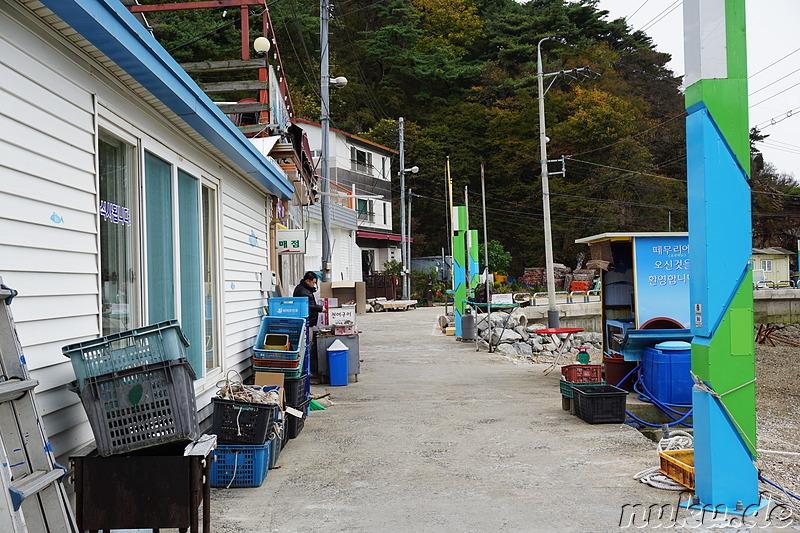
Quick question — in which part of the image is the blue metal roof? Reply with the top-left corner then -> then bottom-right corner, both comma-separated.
39,0 -> 293,199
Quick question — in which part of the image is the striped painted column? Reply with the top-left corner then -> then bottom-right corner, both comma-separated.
684,0 -> 759,511
452,206 -> 468,337
467,230 -> 480,294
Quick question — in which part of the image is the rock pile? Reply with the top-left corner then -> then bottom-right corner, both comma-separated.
475,310 -> 602,362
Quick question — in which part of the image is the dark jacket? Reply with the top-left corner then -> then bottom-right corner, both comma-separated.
294,280 -> 324,326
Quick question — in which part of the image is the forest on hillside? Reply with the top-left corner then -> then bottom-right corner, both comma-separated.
142,0 -> 799,274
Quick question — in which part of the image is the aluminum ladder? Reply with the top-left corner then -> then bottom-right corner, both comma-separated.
0,279 -> 77,532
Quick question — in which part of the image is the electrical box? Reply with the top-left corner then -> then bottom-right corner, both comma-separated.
260,270 -> 277,292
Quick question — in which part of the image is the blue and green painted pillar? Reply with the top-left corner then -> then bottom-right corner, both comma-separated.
453,206 -> 468,337
467,229 -> 480,294
684,0 -> 759,511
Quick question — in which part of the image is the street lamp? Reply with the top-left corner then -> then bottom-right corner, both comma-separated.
253,36 -> 271,56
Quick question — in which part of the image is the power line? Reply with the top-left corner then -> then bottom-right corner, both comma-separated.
750,47 -> 800,78
749,68 -> 800,97
565,112 -> 686,158
750,79 -> 800,108
756,106 -> 800,130
758,140 -> 800,156
336,0 -> 394,18
330,3 -> 389,120
279,11 -> 321,102
626,0 -> 653,22
639,0 -> 682,33
566,158 -> 686,183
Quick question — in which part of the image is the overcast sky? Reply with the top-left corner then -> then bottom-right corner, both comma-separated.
595,0 -> 800,179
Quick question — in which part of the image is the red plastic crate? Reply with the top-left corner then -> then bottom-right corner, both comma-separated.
561,364 -> 603,383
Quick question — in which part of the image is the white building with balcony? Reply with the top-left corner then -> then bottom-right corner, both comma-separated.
297,120 -> 402,277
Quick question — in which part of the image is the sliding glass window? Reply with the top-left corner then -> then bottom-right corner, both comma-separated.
144,152 -> 175,323
99,132 -> 137,335
178,170 -> 203,373
202,185 -> 219,373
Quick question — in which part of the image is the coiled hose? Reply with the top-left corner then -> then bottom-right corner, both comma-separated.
634,430 -> 694,490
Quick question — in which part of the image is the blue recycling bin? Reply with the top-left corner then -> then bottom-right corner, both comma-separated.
327,339 -> 349,386
642,340 -> 693,405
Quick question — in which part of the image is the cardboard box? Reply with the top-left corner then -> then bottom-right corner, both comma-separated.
254,371 -> 285,409
320,281 -> 366,314
445,326 -> 456,336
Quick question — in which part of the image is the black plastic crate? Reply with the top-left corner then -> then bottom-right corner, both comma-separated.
211,398 -> 279,445
572,384 -> 628,424
286,399 -> 310,440
284,373 -> 310,408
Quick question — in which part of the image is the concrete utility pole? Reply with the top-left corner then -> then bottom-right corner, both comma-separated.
480,163 -> 492,351
319,0 -> 347,281
320,0 -> 331,281
399,117 -> 407,299
537,37 -> 559,328
536,38 -> 599,327
408,188 -> 413,296
398,118 -> 418,300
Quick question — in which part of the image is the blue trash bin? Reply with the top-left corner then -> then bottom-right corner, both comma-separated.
327,339 -> 349,386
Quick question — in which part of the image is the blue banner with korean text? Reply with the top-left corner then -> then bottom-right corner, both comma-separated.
634,236 -> 690,329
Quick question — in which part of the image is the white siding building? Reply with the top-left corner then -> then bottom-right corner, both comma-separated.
297,120 -> 401,277
0,0 -> 294,462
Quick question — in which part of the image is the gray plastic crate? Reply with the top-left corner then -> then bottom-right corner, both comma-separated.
77,359 -> 200,456
63,320 -> 189,390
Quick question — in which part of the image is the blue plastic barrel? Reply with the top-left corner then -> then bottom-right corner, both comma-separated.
642,341 -> 692,405
327,339 -> 349,386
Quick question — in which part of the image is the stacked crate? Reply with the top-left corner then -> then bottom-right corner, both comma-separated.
62,320 -> 201,457
559,364 -> 604,415
261,298 -> 312,441
209,392 -> 281,488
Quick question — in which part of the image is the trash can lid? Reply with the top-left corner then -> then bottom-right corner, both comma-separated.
655,340 -> 691,351
327,339 -> 348,351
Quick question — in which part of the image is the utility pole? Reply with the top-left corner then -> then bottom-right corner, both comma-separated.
399,117 -> 407,299
537,37 -> 558,328
536,38 -> 600,327
319,0 -> 347,281
481,163 -> 492,352
320,0 -> 332,282
408,188 -> 413,297
447,156 -> 454,288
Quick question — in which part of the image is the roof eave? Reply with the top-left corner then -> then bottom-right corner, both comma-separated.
39,0 -> 293,199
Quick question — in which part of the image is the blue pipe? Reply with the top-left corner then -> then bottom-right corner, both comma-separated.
612,362 -> 693,428
634,368 -> 693,427
760,473 -> 800,501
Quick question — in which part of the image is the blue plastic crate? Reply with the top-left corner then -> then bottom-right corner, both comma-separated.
253,317 -> 307,362
211,443 -> 270,488
63,320 -> 189,390
269,421 -> 284,469
268,297 -> 309,318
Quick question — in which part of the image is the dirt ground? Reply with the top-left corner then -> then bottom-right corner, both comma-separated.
755,324 -> 800,507
495,325 -> 800,514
